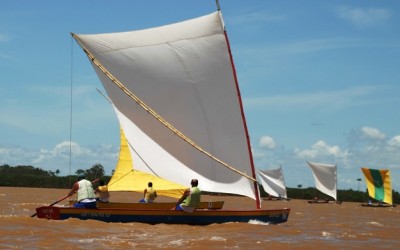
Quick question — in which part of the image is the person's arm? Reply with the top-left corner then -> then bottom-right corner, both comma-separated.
143,188 -> 147,198
177,189 -> 190,205
67,182 -> 79,197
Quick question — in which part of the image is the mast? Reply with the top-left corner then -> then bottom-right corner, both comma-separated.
215,0 -> 221,11
335,164 -> 338,201
217,8 -> 261,209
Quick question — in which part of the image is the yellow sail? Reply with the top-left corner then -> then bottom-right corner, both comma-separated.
107,128 -> 185,198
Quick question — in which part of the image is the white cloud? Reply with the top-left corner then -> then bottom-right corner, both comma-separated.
336,6 -> 392,27
346,127 -> 400,166
251,148 -> 266,161
274,38 -> 358,54
239,37 -> 394,60
294,140 -> 347,159
388,135 -> 400,147
361,126 -> 385,140
0,145 -> 38,164
0,142 -> 118,176
259,136 -> 277,150
245,85 -> 379,110
33,141 -> 94,164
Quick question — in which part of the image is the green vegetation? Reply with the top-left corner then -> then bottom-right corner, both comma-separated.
0,164 -> 110,189
1,164 -> 399,204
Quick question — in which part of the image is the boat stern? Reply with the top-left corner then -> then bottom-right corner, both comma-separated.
35,206 -> 61,220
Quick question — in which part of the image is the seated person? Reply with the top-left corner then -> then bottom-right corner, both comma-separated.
175,179 -> 201,213
95,180 -> 110,203
67,174 -> 96,208
139,182 -> 157,203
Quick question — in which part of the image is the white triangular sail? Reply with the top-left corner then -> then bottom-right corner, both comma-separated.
257,167 -> 287,199
307,162 -> 337,200
73,12 -> 257,200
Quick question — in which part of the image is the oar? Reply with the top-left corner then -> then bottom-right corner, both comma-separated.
30,195 -> 69,217
47,195 -> 70,207
31,178 -> 100,217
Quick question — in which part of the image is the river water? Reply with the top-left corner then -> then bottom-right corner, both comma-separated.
0,187 -> 398,249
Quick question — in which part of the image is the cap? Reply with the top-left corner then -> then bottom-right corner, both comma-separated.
77,173 -> 86,180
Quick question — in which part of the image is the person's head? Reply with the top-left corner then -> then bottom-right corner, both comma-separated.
148,182 -> 153,187
191,179 -> 198,187
77,173 -> 86,181
99,180 -> 105,186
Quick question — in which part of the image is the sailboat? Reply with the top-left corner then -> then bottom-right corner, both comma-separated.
256,166 -> 288,200
361,168 -> 396,207
307,161 -> 339,204
35,6 -> 290,224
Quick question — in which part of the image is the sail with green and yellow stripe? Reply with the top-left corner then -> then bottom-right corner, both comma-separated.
361,168 -> 392,205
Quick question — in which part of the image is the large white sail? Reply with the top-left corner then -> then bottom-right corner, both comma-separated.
307,162 -> 337,200
257,167 -> 287,199
73,12 -> 257,200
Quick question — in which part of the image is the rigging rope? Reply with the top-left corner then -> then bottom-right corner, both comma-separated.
68,36 -> 74,188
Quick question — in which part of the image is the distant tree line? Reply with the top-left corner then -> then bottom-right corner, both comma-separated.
0,164 -> 110,189
1,164 -> 399,204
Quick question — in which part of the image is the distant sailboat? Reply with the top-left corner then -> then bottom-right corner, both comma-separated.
361,168 -> 395,207
307,161 -> 338,203
256,166 -> 288,200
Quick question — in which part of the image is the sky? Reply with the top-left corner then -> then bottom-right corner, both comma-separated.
1,0 -> 399,192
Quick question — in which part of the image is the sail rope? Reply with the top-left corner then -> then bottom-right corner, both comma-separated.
71,33 -> 257,183
68,36 -> 74,188
106,169 -> 134,188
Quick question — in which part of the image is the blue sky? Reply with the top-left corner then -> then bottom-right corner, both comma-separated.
1,1 -> 399,192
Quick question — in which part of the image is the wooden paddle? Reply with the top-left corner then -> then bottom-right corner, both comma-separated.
31,178 -> 100,218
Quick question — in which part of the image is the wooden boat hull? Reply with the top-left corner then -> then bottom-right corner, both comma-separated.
308,200 -> 342,204
308,200 -> 329,204
35,206 -> 290,225
361,203 -> 396,208
69,201 -> 224,210
262,197 -> 291,201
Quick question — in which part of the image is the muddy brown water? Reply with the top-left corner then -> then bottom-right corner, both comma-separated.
0,187 -> 398,249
